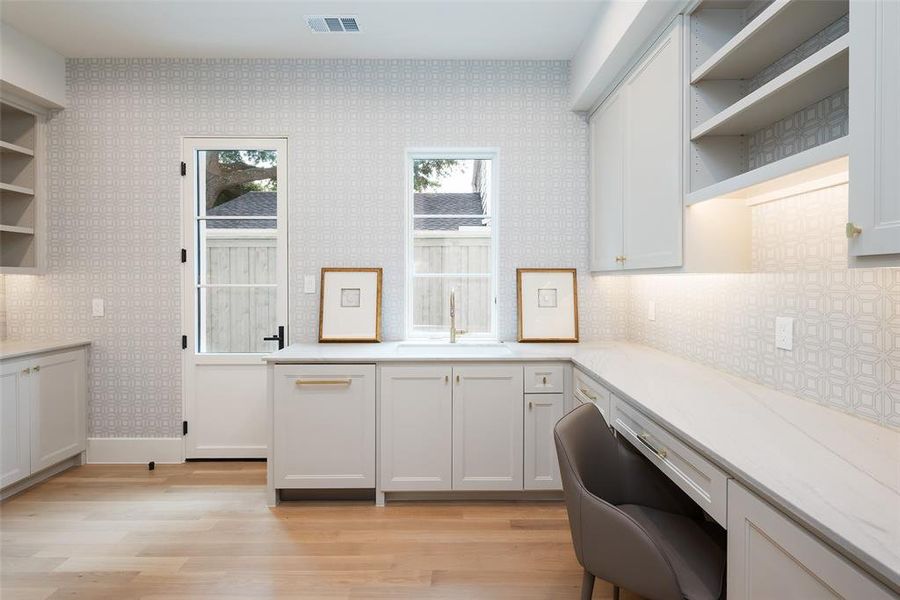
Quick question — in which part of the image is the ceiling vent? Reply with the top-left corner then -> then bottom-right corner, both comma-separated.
306,16 -> 360,33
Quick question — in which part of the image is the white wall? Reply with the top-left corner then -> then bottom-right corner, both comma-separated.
0,22 -> 65,108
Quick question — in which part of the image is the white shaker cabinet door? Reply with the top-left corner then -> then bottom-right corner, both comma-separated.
1,358 -> 31,487
30,349 -> 86,472
622,17 -> 683,270
727,481 -> 893,599
452,364 -> 524,491
524,393 -> 563,490
849,0 -> 900,259
273,364 -> 375,489
589,90 -> 626,272
380,365 -> 452,491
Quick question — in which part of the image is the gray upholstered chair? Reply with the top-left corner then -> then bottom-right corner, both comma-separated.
554,404 -> 726,600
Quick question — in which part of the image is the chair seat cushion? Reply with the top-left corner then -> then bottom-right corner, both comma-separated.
617,504 -> 725,600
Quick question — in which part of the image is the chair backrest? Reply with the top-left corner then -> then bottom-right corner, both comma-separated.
554,403 -> 622,505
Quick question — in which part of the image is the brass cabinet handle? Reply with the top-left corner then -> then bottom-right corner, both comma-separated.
295,378 -> 351,386
846,222 -> 862,238
614,256 -> 627,263
528,401 -> 533,410
456,374 -> 460,383
33,365 -> 40,372
578,387 -> 597,401
445,375 -> 449,383
542,376 -> 548,384
638,433 -> 667,459
22,368 -> 31,375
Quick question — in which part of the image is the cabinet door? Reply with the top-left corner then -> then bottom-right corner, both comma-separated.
589,91 -> 625,272
727,481 -> 893,599
380,365 -> 452,491
1,358 -> 31,487
273,364 -> 375,489
31,350 -> 86,472
524,393 -> 563,490
622,17 -> 683,270
452,364 -> 524,491
849,0 -> 900,258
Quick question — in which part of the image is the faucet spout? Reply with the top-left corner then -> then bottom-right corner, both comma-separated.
449,289 -> 465,343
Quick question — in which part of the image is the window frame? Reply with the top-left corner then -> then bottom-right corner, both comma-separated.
404,148 -> 499,340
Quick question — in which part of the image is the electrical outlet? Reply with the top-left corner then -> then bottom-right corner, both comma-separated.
648,300 -> 656,321
304,275 -> 316,294
775,316 -> 793,350
92,298 -> 105,317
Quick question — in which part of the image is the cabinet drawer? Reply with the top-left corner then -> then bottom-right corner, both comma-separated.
612,398 -> 728,526
573,368 -> 611,425
524,364 -> 564,394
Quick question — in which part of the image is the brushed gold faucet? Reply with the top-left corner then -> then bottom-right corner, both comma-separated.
449,289 -> 466,343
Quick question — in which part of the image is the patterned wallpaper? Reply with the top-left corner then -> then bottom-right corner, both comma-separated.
621,184 -> 900,429
4,59 -> 608,437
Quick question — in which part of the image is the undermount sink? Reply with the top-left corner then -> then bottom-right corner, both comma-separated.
395,341 -> 512,357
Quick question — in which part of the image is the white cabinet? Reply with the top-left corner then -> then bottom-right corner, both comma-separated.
524,393 -> 563,490
572,368 -> 611,425
380,365 -> 452,491
590,17 -> 683,272
452,364 -> 524,491
849,0 -> 900,261
727,480 -> 893,599
1,357 -> 31,487
273,364 -> 375,489
30,349 -> 86,471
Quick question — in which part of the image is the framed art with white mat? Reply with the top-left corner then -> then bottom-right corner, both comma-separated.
516,268 -> 578,342
319,268 -> 383,342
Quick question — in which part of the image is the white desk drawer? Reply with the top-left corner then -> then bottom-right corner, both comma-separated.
573,368 -> 611,426
524,364 -> 565,394
612,398 -> 728,527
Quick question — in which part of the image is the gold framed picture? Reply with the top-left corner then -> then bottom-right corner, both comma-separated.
318,268 -> 383,343
516,268 -> 578,342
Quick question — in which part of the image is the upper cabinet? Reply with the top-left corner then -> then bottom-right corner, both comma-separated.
590,17 -> 684,272
848,0 -> 900,261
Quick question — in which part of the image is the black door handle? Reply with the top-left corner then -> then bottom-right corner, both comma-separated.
263,325 -> 285,350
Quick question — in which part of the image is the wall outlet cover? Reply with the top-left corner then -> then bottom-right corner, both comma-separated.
775,316 -> 793,350
304,275 -> 316,294
92,298 -> 105,317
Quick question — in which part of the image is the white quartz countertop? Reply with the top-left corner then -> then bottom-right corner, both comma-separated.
0,339 -> 91,361
267,340 -> 900,591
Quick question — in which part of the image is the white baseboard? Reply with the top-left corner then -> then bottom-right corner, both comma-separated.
87,438 -> 184,464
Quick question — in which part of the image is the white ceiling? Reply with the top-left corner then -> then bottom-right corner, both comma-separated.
0,1 -> 605,60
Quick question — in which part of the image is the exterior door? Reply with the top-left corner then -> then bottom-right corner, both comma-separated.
182,137 -> 288,459
452,364 -> 524,491
380,365 -> 453,491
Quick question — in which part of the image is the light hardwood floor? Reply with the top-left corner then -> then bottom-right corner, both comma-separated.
1,462 -> 640,599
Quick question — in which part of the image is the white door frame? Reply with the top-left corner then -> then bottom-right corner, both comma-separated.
181,136 -> 289,459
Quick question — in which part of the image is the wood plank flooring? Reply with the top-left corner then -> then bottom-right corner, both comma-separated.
1,462 -> 641,599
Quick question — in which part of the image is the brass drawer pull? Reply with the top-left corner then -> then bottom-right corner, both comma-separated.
638,433 -> 667,459
578,387 -> 597,401
846,222 -> 862,238
295,378 -> 351,386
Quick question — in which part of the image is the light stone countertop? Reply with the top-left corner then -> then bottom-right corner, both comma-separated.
0,339 -> 91,361
267,340 -> 900,591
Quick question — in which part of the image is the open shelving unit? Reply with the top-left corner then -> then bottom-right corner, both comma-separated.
1,101 -> 39,273
687,0 -> 849,204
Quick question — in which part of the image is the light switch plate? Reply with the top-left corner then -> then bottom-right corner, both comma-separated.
304,275 -> 316,294
775,316 -> 793,350
92,298 -> 105,317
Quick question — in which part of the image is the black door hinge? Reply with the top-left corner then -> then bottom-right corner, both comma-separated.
182,421 -> 188,436
180,161 -> 186,176
181,335 -> 187,349
181,248 -> 187,263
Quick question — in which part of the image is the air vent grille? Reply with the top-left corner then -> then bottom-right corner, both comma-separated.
306,16 -> 360,33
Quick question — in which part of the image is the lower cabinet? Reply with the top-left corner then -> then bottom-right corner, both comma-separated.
1,346 -> 88,491
273,364 -> 376,489
452,364 -> 524,491
727,480 -> 893,599
523,393 -> 563,490
380,365 -> 452,491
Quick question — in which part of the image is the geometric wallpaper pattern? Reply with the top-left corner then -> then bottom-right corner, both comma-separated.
4,58 -> 604,437
623,185 -> 900,429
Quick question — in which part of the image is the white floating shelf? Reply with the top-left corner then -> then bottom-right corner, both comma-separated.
691,34 -> 848,139
0,140 -> 34,157
686,136 -> 849,205
691,0 -> 848,83
0,182 -> 35,195
0,224 -> 35,235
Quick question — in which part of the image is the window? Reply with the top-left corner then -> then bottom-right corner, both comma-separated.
406,150 -> 497,339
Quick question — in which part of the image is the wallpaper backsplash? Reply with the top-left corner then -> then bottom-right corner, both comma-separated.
4,58 -> 603,437
623,184 -> 899,429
